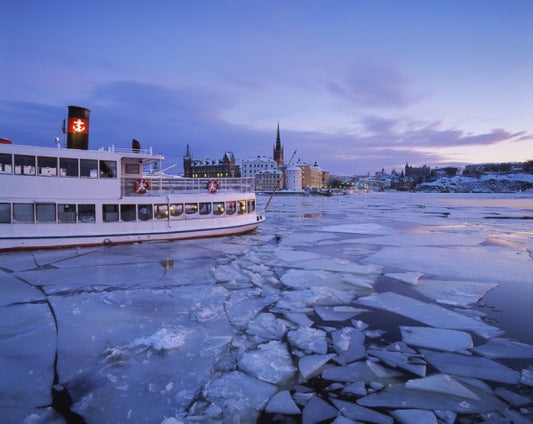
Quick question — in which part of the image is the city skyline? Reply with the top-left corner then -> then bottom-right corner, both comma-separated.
1,0 -> 532,175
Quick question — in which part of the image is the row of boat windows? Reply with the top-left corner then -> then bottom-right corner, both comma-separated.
0,153 -> 118,178
0,200 -> 256,224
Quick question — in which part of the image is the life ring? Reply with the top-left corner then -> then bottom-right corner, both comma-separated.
206,179 -> 221,193
134,178 -> 151,194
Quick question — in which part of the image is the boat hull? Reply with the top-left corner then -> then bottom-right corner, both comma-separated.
0,217 -> 264,251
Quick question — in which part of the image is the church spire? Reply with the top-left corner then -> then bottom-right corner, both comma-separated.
273,123 -> 284,168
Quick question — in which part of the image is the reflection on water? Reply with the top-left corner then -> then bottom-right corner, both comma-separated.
300,212 -> 323,218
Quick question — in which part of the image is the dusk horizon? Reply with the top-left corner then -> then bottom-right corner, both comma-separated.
1,0 -> 532,175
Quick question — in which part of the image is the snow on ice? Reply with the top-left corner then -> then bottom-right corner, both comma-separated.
1,192 -> 532,423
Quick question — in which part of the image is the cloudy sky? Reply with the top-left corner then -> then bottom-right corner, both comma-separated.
1,0 -> 532,175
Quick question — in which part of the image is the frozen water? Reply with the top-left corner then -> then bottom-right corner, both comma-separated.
473,337 -> 533,359
264,390 -> 301,414
392,409 -> 438,424
414,279 -> 498,307
298,353 -> 337,380
400,326 -> 473,352
357,291 -> 503,338
1,192 -> 532,423
238,340 -> 296,384
405,374 -> 480,400
420,349 -> 521,384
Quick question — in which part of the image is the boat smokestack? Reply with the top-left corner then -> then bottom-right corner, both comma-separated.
66,106 -> 90,150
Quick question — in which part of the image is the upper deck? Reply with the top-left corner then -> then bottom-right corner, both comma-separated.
0,142 -> 254,201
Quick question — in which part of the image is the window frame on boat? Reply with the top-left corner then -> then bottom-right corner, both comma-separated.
14,155 -> 36,175
0,153 -> 12,174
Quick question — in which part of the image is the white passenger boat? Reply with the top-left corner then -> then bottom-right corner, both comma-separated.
0,106 -> 264,251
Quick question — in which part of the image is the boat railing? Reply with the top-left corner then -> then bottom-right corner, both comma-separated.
121,177 -> 256,197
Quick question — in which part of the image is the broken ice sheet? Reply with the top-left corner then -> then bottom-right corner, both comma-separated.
331,398 -> 393,424
405,374 -> 480,400
298,354 -> 337,380
202,371 -> 277,419
415,279 -> 498,307
238,340 -> 296,385
420,349 -> 520,384
392,409 -> 438,424
473,337 -> 533,359
400,326 -> 473,352
315,305 -> 366,322
368,348 -> 426,377
246,312 -> 291,340
264,390 -> 300,415
357,292 -> 503,339
288,327 -> 328,354
386,271 -> 423,286
331,327 -> 366,364
319,223 -> 397,236
302,395 -> 338,424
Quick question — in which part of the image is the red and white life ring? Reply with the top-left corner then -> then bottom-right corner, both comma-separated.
206,179 -> 221,193
134,178 -> 151,194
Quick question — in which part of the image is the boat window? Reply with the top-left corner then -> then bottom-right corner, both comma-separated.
58,204 -> 76,223
0,153 -> 12,174
14,155 -> 36,175
238,200 -> 247,214
100,160 -> 117,178
138,204 -> 153,221
59,158 -> 79,177
13,203 -> 34,223
213,202 -> 225,216
103,204 -> 119,222
121,204 -> 136,221
154,204 -> 168,220
0,203 -> 11,223
170,203 -> 183,219
125,163 -> 140,174
199,202 -> 212,215
185,203 -> 198,214
78,204 -> 96,222
37,156 -> 58,176
36,203 -> 56,223
247,199 -> 256,212
80,159 -> 98,178
226,201 -> 236,215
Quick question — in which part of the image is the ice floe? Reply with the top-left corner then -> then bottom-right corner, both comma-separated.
320,223 -> 397,236
385,271 -> 423,286
400,326 -> 473,352
331,327 -> 366,364
357,291 -> 503,338
473,337 -> 533,359
420,350 -> 521,384
405,374 -> 480,399
298,353 -> 337,380
264,390 -> 301,415
415,279 -> 498,307
392,408 -> 438,424
288,327 -> 328,354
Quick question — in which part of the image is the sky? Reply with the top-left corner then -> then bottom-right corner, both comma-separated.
1,0 -> 532,175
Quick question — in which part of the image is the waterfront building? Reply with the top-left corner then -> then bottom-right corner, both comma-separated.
285,165 -> 302,190
297,160 -> 328,189
241,156 -> 276,178
255,169 -> 284,191
183,145 -> 240,178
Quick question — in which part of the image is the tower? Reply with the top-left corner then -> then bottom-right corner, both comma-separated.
183,144 -> 192,177
273,123 -> 284,168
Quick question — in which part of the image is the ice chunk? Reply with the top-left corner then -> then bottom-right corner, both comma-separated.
331,327 -> 366,364
474,338 -> 533,359
415,279 -> 498,307
277,287 -> 354,311
284,312 -> 314,328
298,354 -> 337,380
420,350 -> 520,384
357,292 -> 503,339
400,326 -> 473,352
357,385 -> 507,413
246,312 -> 290,340
368,349 -> 426,377
494,387 -> 531,407
264,390 -> 301,415
332,398 -> 393,424
341,273 -> 376,289
203,371 -> 277,418
392,409 -> 437,424
128,327 -> 190,353
405,374 -> 480,400
366,360 -> 403,378
315,306 -> 366,322
224,293 -> 271,328
342,381 -> 367,396
288,327 -> 328,354
521,367 -> 533,387
275,247 -> 324,262
238,341 -> 296,385
386,272 -> 423,286
302,395 -> 338,424
331,416 -> 359,424
320,223 -> 397,236
322,361 -> 380,383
